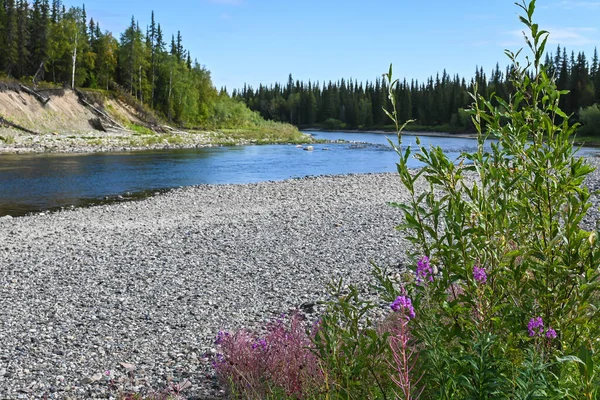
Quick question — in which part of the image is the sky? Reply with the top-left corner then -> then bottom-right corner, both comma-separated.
62,0 -> 600,92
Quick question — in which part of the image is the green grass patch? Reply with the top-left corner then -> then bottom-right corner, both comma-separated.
213,122 -> 311,145
0,134 -> 16,144
126,123 -> 154,136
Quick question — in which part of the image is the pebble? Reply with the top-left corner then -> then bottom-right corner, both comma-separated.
1,158 -> 599,398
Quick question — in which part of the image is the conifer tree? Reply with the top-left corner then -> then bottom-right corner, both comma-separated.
50,0 -> 60,22
176,31 -> 183,62
170,34 -> 176,58
3,0 -> 19,76
119,16 -> 149,101
0,0 -> 7,72
29,0 -> 50,80
148,11 -> 157,106
15,0 -> 30,78
591,47 -> 598,81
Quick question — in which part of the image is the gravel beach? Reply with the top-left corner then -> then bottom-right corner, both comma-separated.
1,158 -> 599,399
0,172 -> 412,399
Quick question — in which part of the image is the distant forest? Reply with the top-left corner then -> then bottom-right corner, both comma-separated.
234,47 -> 600,133
0,0 -> 242,127
1,1 -> 599,133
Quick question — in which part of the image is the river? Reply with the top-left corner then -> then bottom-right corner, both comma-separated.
0,131 -> 598,216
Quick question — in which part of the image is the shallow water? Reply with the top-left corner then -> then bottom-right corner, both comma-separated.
0,131 -> 597,216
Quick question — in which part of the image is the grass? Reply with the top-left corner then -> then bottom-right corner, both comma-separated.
126,122 -> 155,136
0,133 -> 16,144
210,122 -> 312,145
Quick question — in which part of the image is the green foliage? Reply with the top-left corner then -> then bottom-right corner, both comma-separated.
211,3 -> 599,398
0,133 -> 16,144
378,1 -> 600,398
322,118 -> 345,130
126,122 -> 154,135
206,95 -> 261,129
238,48 -> 600,131
312,280 -> 394,399
0,3 -> 290,133
578,104 -> 600,137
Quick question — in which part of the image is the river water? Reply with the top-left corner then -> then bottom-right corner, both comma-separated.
0,131 -> 598,216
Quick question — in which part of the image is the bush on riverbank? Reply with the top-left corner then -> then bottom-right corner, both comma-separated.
211,1 -> 599,399
579,104 -> 600,137
203,95 -> 309,143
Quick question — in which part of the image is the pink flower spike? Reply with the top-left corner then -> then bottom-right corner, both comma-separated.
416,256 -> 434,286
473,266 -> 487,284
527,317 -> 544,337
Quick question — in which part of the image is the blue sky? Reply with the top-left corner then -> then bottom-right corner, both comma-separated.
64,0 -> 600,91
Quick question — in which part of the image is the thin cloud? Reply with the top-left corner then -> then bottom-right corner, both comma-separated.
557,0 -> 600,9
506,27 -> 597,46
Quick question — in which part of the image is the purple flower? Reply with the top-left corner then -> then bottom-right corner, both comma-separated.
252,338 -> 268,351
391,295 -> 416,320
215,331 -> 230,345
528,317 -> 544,337
473,266 -> 487,284
211,353 -> 225,368
416,256 -> 434,285
545,328 -> 557,339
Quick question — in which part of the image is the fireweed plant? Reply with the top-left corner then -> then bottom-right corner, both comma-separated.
212,1 -> 599,398
378,0 -> 600,397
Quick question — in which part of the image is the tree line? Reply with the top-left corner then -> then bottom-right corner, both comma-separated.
234,46 -> 600,132
0,0 -> 222,125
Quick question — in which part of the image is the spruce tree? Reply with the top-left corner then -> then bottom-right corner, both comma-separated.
119,16 -> 149,101
50,0 -> 60,22
595,56 -> 600,104
170,34 -> 176,58
15,0 -> 30,78
558,49 -> 570,113
176,30 -> 183,62
29,0 -> 50,79
149,11 -> 157,106
0,0 -> 7,72
4,0 -> 19,76
591,47 -> 598,81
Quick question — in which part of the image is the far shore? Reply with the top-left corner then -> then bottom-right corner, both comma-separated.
2,126 -> 598,155
302,128 -> 600,148
0,127 -> 314,154
302,127 -> 478,139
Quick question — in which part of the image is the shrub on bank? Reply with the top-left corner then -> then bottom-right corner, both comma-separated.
578,104 -> 600,137
213,1 -> 599,398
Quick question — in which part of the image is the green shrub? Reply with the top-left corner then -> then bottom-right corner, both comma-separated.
126,123 -> 155,135
207,96 -> 263,129
212,2 -> 599,399
379,1 -> 599,397
578,104 -> 600,137
323,118 -> 345,130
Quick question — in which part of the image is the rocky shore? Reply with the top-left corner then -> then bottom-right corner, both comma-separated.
0,128 -> 312,154
0,172 -> 412,399
1,158 -> 599,399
